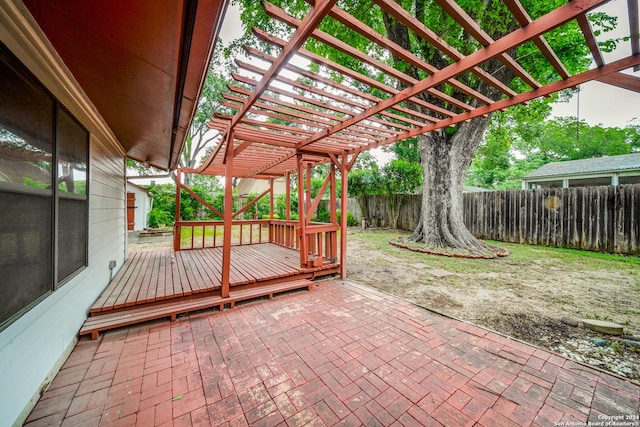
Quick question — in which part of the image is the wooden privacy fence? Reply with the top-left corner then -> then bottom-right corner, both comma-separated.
356,184 -> 640,254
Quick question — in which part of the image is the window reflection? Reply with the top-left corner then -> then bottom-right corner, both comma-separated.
0,128 -> 52,189
0,51 -> 53,192
57,108 -> 87,195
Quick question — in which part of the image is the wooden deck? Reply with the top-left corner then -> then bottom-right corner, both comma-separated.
80,243 -> 339,339
91,243 -> 338,314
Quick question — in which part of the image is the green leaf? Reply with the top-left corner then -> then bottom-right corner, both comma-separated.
172,394 -> 184,401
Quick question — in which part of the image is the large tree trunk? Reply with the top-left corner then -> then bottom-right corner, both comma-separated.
380,2 -> 516,257
406,117 -> 505,257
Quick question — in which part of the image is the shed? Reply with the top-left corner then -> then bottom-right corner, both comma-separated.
126,182 -> 153,231
522,153 -> 640,189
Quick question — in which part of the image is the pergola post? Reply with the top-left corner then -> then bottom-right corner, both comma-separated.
340,152 -> 348,278
285,171 -> 291,221
269,177 -> 275,243
173,169 -> 182,251
297,155 -> 307,268
305,162 -> 312,223
221,133 -> 234,298
269,177 -> 274,219
330,162 -> 337,261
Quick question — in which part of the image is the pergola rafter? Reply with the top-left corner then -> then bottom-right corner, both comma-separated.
250,29 -> 457,117
240,46 -> 442,123
263,2 -> 480,112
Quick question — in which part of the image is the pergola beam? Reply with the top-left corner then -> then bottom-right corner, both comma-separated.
596,72 -> 640,93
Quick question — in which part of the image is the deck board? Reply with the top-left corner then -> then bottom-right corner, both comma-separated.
90,243 -> 337,314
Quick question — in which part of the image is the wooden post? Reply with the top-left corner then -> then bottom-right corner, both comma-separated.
285,171 -> 291,221
269,177 -> 274,219
285,171 -> 291,248
174,169 -> 182,251
340,152 -> 348,278
269,177 -> 274,242
330,163 -> 337,225
297,155 -> 307,268
304,162 -> 313,256
330,163 -> 337,261
221,134 -> 234,298
305,162 -> 312,223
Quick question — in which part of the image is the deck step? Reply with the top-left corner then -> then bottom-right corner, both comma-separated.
80,279 -> 314,340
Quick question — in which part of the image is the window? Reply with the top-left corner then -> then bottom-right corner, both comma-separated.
528,180 -> 563,189
56,107 -> 88,283
619,175 -> 640,185
568,176 -> 612,188
0,44 -> 89,329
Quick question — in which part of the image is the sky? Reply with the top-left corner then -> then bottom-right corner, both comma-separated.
219,0 -> 638,130
549,0 -> 639,128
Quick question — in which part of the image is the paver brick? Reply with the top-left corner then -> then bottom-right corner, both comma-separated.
25,281 -> 640,427
432,401 -> 475,427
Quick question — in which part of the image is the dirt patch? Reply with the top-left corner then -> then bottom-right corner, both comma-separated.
347,228 -> 640,380
481,312 -> 580,346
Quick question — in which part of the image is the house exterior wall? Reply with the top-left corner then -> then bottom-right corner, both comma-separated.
0,3 -> 127,425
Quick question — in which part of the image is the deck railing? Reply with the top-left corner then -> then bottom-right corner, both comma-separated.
174,219 -> 339,268
301,223 -> 339,266
269,220 -> 298,250
174,220 -> 269,250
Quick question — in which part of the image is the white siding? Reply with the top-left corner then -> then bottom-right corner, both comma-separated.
0,3 -> 128,425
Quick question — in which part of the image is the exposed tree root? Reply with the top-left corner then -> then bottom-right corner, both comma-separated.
389,237 -> 510,259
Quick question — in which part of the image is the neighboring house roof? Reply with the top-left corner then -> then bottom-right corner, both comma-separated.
523,153 -> 640,179
463,185 -> 490,193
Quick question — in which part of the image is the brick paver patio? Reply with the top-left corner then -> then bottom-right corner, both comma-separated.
25,280 -> 639,426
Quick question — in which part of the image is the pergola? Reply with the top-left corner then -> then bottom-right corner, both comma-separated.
174,0 -> 639,299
